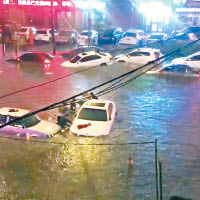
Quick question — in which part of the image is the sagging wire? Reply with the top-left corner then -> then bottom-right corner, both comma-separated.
0,38 -> 199,130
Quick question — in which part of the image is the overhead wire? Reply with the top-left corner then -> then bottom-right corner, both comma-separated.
0,37 -> 199,131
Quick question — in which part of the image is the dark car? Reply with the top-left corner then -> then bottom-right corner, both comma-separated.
158,64 -> 200,77
98,27 -> 124,44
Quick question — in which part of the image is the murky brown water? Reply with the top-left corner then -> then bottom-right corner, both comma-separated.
0,45 -> 200,199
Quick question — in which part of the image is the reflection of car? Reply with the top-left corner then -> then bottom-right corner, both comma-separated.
61,51 -> 113,68
147,64 -> 200,77
18,26 -> 37,40
147,33 -> 168,44
55,30 -> 78,44
34,28 -> 58,43
115,48 -> 162,64
70,99 -> 116,136
77,30 -> 98,46
98,27 -> 124,44
171,52 -> 200,71
0,107 -> 61,138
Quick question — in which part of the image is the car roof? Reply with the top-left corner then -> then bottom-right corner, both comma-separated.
0,107 -> 30,117
20,51 -> 52,56
76,51 -> 104,58
37,28 -> 52,31
82,99 -> 114,110
131,48 -> 160,53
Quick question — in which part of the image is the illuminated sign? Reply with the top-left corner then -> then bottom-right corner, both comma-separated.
3,0 -> 73,7
176,8 -> 200,12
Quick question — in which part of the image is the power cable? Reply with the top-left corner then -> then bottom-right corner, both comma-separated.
0,37 -> 199,131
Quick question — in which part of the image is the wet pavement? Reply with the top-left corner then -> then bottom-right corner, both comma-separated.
0,43 -> 199,199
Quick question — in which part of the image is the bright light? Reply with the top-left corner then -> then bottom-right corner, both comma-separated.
74,0 -> 105,11
139,2 -> 172,24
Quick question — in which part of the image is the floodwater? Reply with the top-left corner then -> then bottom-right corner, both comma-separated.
0,46 -> 200,199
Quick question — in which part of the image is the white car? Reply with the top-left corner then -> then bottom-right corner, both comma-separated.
77,30 -> 98,46
69,99 -> 116,136
0,107 -> 61,138
147,33 -> 168,44
34,28 -> 58,43
61,51 -> 113,68
171,51 -> 200,71
119,29 -> 147,45
18,26 -> 37,40
115,48 -> 162,64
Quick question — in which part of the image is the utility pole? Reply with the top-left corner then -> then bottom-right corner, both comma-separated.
51,0 -> 56,56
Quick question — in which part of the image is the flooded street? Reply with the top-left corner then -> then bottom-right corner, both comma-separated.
0,45 -> 200,199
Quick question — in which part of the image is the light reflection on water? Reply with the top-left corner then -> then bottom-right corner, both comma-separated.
0,62 -> 200,199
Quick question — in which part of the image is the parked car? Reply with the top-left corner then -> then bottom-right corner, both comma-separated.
119,29 -> 148,45
146,32 -> 168,45
147,63 -> 200,77
171,51 -> 200,71
98,27 -> 124,44
77,30 -> 98,46
18,26 -> 37,40
34,28 -> 58,43
69,99 -> 117,136
61,51 -> 113,68
0,107 -> 61,138
55,30 -> 78,44
56,46 -> 105,62
115,48 -> 162,64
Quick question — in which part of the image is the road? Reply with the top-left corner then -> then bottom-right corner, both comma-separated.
0,43 -> 199,200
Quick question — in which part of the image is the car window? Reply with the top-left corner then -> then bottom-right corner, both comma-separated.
124,32 -> 137,37
78,108 -> 107,121
80,55 -> 101,62
128,52 -> 150,56
37,30 -> 47,34
20,53 -> 37,61
188,55 -> 200,61
9,115 -> 41,128
161,66 -> 173,72
0,115 -> 8,124
173,65 -> 187,73
70,56 -> 81,63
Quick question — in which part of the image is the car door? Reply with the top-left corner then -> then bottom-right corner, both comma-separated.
186,55 -> 200,69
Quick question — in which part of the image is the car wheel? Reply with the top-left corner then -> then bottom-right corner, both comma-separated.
118,60 -> 126,63
100,63 -> 107,66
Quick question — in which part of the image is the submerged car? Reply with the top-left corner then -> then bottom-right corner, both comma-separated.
77,30 -> 98,46
115,48 -> 162,64
146,64 -> 200,77
69,99 -> 116,136
0,107 -> 61,138
171,51 -> 200,71
61,51 -> 113,68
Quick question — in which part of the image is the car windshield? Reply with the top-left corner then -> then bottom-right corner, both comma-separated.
70,56 -> 81,63
125,32 -> 136,37
81,31 -> 91,36
9,115 -> 41,128
37,30 -> 47,34
78,108 -> 107,121
150,34 -> 164,39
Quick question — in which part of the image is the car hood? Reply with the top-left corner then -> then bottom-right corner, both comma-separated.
70,119 -> 110,136
115,54 -> 126,59
30,120 -> 61,136
171,57 -> 186,64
